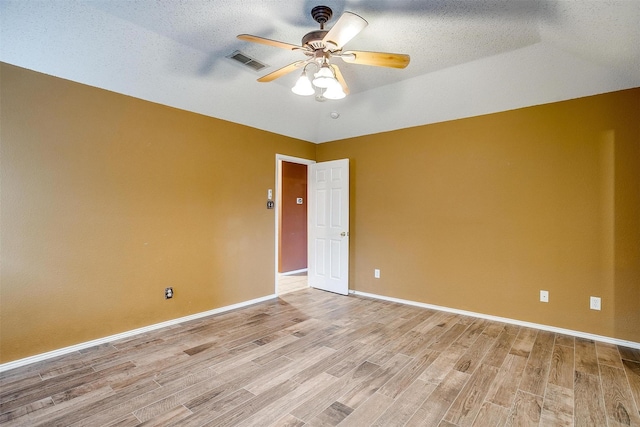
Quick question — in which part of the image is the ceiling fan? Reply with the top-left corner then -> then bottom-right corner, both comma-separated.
237,5 -> 410,100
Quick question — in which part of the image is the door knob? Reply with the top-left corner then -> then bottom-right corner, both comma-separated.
340,231 -> 349,237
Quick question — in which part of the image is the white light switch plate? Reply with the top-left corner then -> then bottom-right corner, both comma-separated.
540,290 -> 549,303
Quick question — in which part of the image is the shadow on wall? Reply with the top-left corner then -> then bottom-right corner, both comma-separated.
610,130 -> 640,341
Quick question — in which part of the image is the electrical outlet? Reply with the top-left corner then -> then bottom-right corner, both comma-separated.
540,290 -> 549,303
374,269 -> 380,279
590,296 -> 601,310
165,287 -> 173,299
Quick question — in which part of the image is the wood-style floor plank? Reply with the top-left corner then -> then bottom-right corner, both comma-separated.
622,359 -> 640,419
505,390 -> 542,426
443,363 -> 499,426
336,392 -> 393,426
405,369 -> 470,426
575,338 -> 600,376
599,364 -> 640,426
519,330 -> 555,397
371,379 -> 436,427
509,327 -> 538,358
548,343 -> 575,390
473,401 -> 510,426
239,372 -> 336,427
574,371 -> 607,426
597,341 -> 625,369
483,329 -> 519,368
541,383 -> 573,426
1,288 -> 639,426
289,360 -> 379,423
337,353 -> 412,410
486,354 -> 528,408
377,350 -> 438,399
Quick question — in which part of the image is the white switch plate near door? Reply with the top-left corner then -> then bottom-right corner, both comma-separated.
374,269 -> 380,279
590,296 -> 601,310
540,290 -> 549,303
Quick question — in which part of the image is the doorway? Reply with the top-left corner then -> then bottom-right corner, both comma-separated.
275,155 -> 315,295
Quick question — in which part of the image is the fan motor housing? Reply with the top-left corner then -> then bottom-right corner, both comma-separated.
302,30 -> 328,50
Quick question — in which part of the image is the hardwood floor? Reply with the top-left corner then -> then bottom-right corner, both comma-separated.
2,288 -> 640,426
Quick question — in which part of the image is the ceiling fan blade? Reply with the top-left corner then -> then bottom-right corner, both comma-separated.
237,34 -> 304,51
322,12 -> 368,50
257,60 -> 306,82
341,50 -> 410,69
330,65 -> 350,95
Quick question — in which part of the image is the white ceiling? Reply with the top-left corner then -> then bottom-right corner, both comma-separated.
2,0 -> 639,143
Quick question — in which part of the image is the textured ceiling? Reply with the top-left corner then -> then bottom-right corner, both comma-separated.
2,0 -> 639,143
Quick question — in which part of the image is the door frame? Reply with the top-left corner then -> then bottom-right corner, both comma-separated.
274,154 -> 315,295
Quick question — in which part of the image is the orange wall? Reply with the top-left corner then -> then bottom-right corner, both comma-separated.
317,88 -> 640,343
0,63 -> 316,363
279,161 -> 308,273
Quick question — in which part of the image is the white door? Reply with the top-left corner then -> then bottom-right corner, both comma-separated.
308,159 -> 349,295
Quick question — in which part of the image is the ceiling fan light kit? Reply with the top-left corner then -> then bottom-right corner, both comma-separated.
290,62 -> 346,99
312,64 -> 335,88
238,5 -> 410,101
323,82 -> 346,100
291,70 -> 315,96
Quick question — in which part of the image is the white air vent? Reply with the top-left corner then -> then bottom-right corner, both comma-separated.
227,50 -> 268,72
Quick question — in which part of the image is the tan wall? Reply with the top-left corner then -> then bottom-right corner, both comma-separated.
0,63 -> 316,363
317,88 -> 640,343
1,62 -> 637,364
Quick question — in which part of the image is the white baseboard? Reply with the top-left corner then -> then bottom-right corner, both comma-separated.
4,289 -> 637,373
0,294 -> 277,373
352,290 -> 640,350
279,269 -> 308,276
